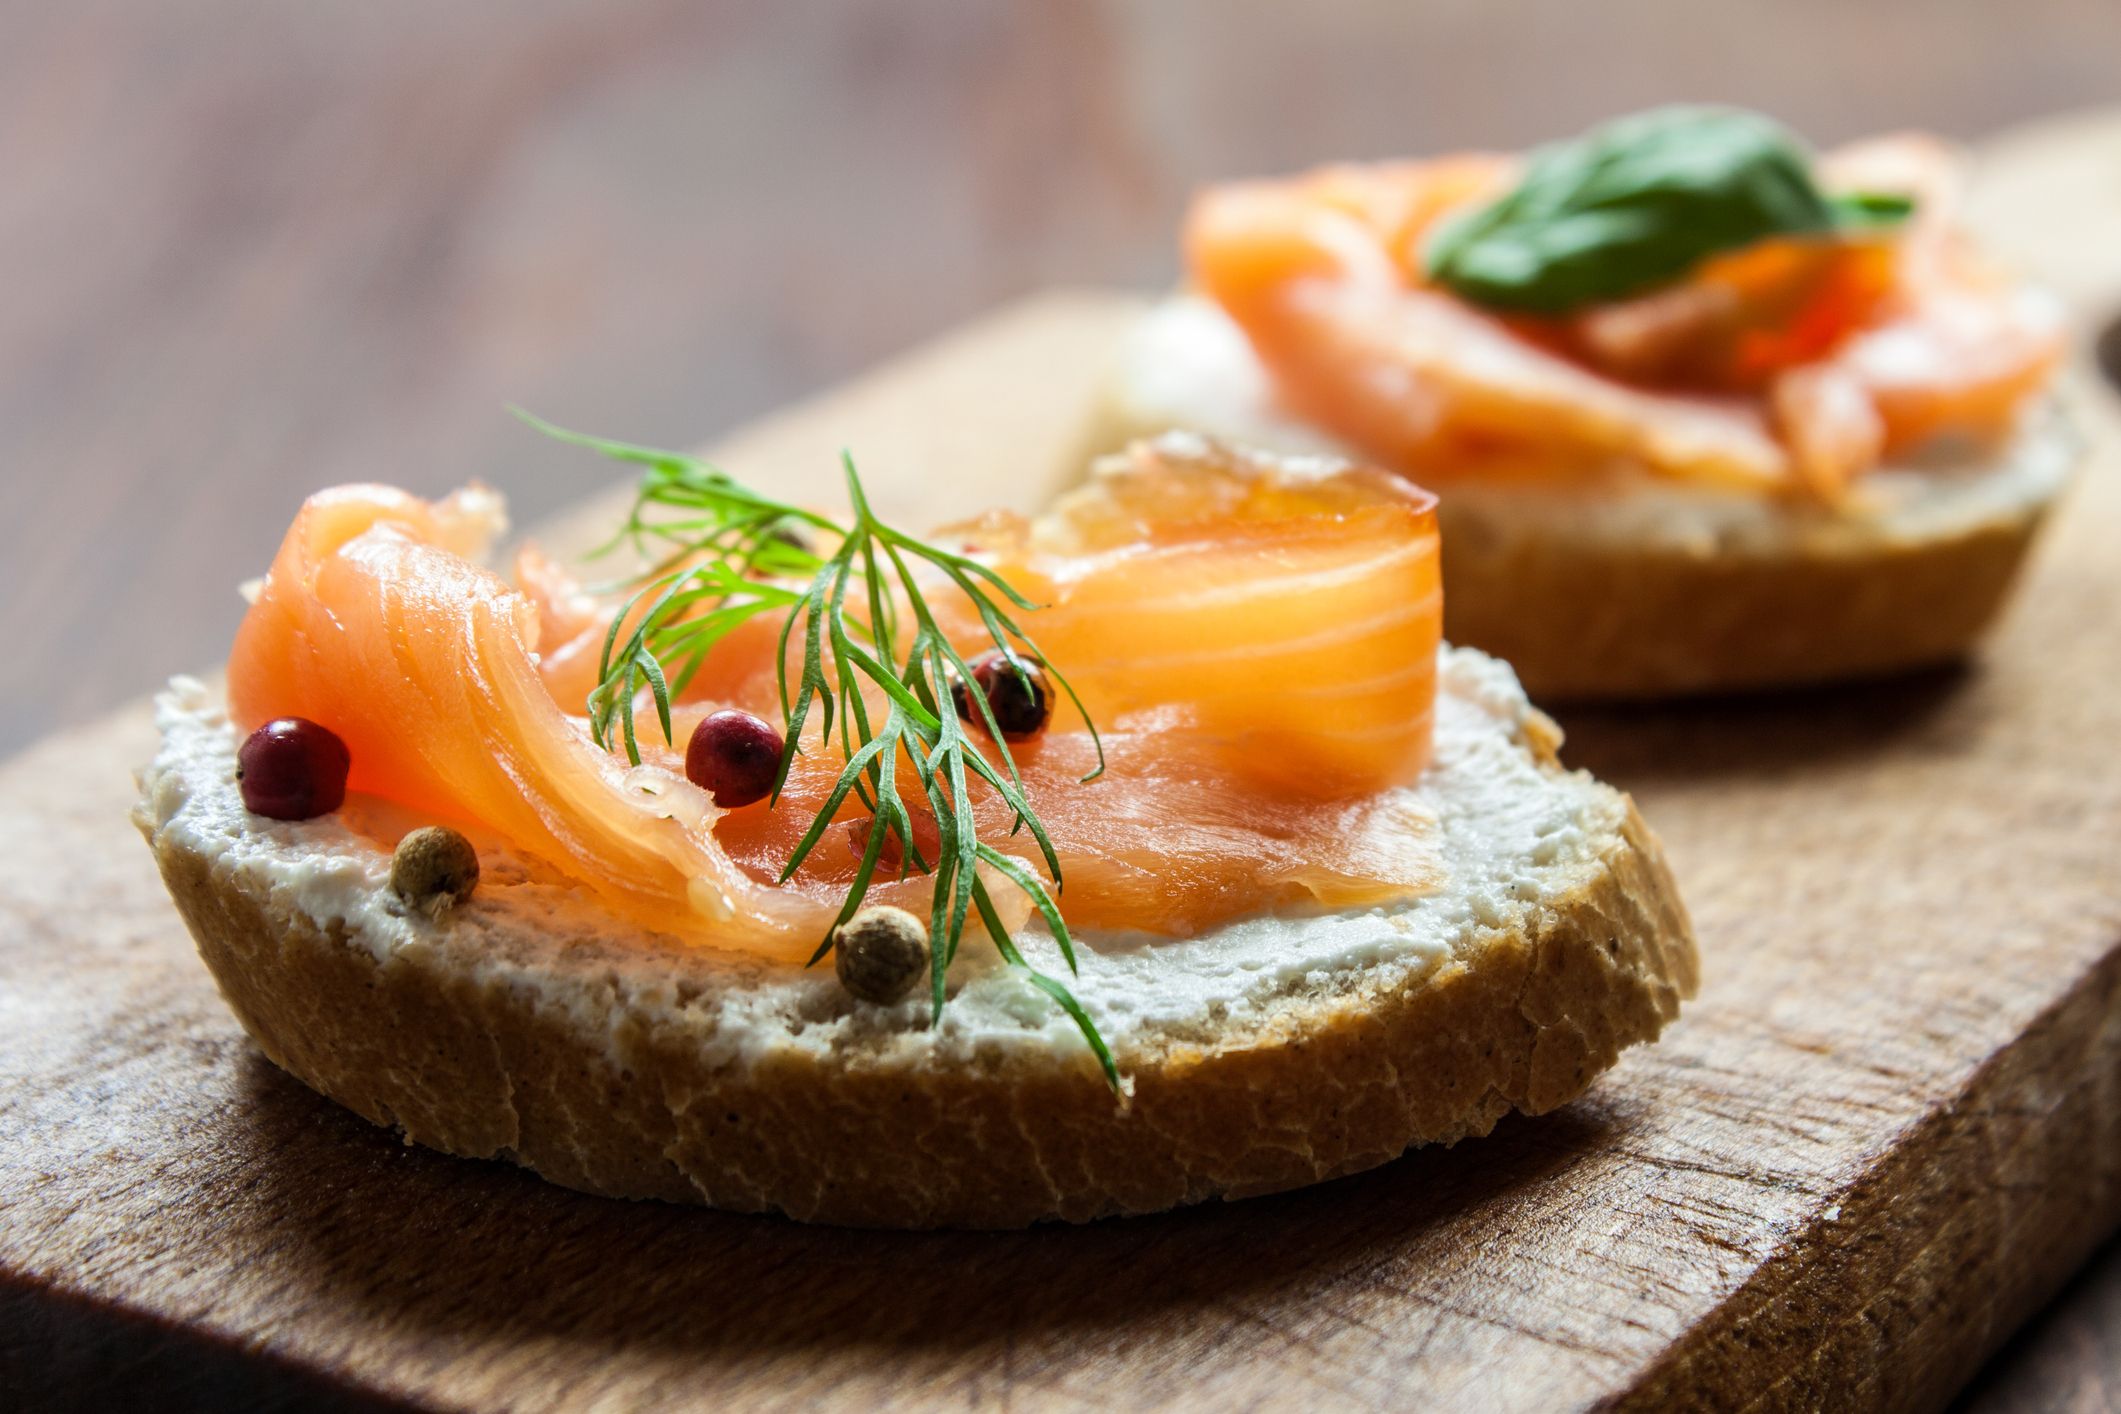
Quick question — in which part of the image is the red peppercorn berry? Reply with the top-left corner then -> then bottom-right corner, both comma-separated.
846,805 -> 942,877
685,709 -> 784,808
236,717 -> 352,821
951,651 -> 1053,740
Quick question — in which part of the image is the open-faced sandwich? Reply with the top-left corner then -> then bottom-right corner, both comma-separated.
1097,107 -> 2074,699
136,428 -> 1695,1227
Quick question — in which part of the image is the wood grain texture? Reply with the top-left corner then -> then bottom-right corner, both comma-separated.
8,161 -> 2121,1407
1955,1232 -> 2121,1414
12,0 -> 2121,759
8,73 -> 2121,1414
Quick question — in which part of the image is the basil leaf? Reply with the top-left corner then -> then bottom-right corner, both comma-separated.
1830,190 -> 1918,227
1424,106 -> 1911,315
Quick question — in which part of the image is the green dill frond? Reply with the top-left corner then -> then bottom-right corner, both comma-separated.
520,412 -> 1117,1090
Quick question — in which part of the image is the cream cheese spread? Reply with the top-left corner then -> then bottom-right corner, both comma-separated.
138,647 -> 1618,1069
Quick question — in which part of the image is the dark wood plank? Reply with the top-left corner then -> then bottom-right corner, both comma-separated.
10,2 -> 2121,1405
1956,1233 -> 2121,1414
3,266 -> 2121,1407
10,0 -> 2121,755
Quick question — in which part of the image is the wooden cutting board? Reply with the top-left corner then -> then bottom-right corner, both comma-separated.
7,112 -> 2121,1413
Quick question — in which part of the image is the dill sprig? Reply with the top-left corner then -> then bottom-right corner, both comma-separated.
516,411 -> 1118,1089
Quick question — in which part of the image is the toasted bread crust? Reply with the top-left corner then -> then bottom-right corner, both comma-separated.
148,787 -> 1695,1228
1435,492 -> 2050,701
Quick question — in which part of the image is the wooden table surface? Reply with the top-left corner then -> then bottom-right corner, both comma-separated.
9,286 -> 2121,1411
7,4 -> 2121,1408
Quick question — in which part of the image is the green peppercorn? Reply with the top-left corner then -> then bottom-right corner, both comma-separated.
833,906 -> 930,1004
390,826 -> 480,916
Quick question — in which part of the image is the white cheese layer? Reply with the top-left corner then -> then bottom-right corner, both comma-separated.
1110,296 -> 2075,556
138,648 -> 1620,1070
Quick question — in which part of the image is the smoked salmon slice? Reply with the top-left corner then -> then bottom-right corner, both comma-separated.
228,438 -> 1446,953
1187,136 -> 2064,495
228,485 -> 938,959
702,712 -> 1440,936
947,435 -> 1443,799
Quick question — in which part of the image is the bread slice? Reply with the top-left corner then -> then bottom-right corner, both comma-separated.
1095,297 -> 2076,701
136,649 -> 1695,1229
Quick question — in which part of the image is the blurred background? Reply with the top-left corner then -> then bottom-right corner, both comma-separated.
6,0 -> 2121,756
2,2 -> 2118,1403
